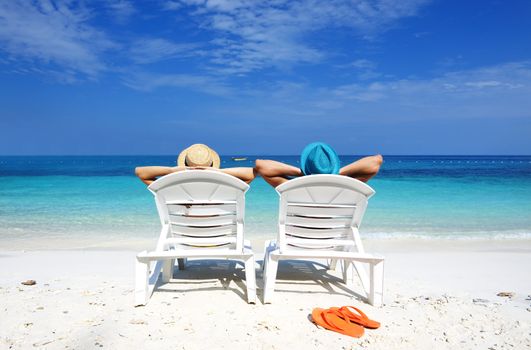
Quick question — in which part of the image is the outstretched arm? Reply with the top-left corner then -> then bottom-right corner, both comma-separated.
135,166 -> 257,186
255,159 -> 303,188
220,167 -> 257,184
339,155 -> 383,182
135,166 -> 184,185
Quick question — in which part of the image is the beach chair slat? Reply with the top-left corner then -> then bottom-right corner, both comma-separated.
169,213 -> 236,226
288,202 -> 357,208
286,204 -> 356,217
285,225 -> 350,238
167,203 -> 236,216
285,215 -> 352,228
169,212 -> 234,218
165,200 -> 237,205
165,236 -> 237,246
170,223 -> 236,237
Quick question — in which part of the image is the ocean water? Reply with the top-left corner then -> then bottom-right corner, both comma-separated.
1,155 -> 530,249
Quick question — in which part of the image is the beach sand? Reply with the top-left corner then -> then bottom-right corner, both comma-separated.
1,240 -> 530,349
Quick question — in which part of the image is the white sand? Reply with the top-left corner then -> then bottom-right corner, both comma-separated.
1,240 -> 530,349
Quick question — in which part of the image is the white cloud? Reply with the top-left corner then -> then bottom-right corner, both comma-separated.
350,59 -> 376,70
173,0 -> 429,74
0,0 -> 115,78
162,1 -> 183,11
106,0 -> 136,23
237,61 -> 531,123
129,38 -> 200,64
122,71 -> 231,95
414,31 -> 430,38
463,80 -> 516,89
336,62 -> 528,98
0,0 -> 430,83
344,59 -> 382,80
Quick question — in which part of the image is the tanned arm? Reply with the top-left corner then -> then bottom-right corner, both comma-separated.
135,166 -> 257,185
135,166 -> 184,185
220,167 -> 257,184
254,159 -> 303,188
339,155 -> 383,182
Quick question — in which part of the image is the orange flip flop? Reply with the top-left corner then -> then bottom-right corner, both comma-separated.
311,308 -> 364,338
331,306 -> 380,329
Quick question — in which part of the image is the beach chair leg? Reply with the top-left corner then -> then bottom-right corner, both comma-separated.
353,261 -> 370,298
329,259 -> 338,271
134,258 -> 150,306
368,261 -> 384,307
261,257 -> 266,273
263,255 -> 278,304
262,240 -> 272,272
244,255 -> 257,304
161,259 -> 174,283
177,258 -> 187,270
342,260 -> 354,287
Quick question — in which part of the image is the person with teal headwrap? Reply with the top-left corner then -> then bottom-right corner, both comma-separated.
255,142 -> 383,188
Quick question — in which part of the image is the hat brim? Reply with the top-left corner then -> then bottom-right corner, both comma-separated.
177,146 -> 221,168
209,149 -> 221,168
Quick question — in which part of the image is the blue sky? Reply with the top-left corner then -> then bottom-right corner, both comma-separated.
1,0 -> 530,155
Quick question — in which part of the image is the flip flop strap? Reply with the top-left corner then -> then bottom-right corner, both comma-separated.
322,309 -> 349,330
322,310 -> 364,337
340,306 -> 368,321
312,308 -> 343,332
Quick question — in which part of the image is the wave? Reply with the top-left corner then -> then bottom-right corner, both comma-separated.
359,230 -> 531,240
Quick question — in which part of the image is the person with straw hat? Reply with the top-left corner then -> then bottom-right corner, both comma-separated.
135,143 -> 256,185
254,142 -> 383,188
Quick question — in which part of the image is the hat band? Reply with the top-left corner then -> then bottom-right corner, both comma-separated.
185,155 -> 213,167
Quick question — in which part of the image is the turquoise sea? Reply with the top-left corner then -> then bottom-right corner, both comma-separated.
1,156 -> 530,249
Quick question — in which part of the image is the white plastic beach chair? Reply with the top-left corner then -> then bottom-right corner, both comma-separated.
135,170 -> 256,306
262,175 -> 384,306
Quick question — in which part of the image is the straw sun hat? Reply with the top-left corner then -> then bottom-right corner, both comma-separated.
177,144 -> 221,168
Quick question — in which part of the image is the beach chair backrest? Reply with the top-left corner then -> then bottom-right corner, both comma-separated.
148,170 -> 249,252
275,175 -> 375,253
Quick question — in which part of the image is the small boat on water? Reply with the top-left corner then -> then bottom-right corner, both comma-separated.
232,157 -> 248,161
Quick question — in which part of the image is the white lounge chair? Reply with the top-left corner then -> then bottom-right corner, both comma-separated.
135,170 -> 256,306
262,175 -> 384,306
